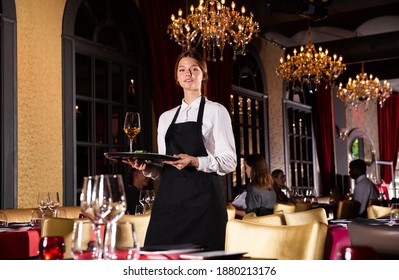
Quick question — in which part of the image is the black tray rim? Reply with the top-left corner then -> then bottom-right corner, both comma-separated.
104,152 -> 178,162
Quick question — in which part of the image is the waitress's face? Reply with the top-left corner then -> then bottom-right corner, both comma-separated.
177,57 -> 203,91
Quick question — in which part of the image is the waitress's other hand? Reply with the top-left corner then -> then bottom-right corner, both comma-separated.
122,158 -> 147,171
164,154 -> 198,170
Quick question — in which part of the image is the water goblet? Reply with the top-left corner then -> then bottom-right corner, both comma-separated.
124,112 -> 141,152
39,236 -> 65,260
0,212 -> 8,228
30,209 -> 42,229
103,221 -> 140,260
71,220 -> 102,260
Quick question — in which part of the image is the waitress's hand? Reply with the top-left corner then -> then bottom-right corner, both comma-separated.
164,154 -> 198,170
122,158 -> 147,171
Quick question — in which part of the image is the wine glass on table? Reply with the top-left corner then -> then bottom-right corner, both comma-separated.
79,176 -> 104,259
94,174 -> 127,259
139,190 -> 149,212
124,112 -> 141,153
105,174 -> 127,224
37,192 -> 48,218
147,190 -> 156,210
47,192 -> 60,217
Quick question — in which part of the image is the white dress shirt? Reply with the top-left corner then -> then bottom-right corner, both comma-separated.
353,174 -> 379,215
157,96 -> 237,175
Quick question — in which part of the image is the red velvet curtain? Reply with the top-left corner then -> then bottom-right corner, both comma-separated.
139,0 -> 234,120
378,94 -> 399,184
139,0 -> 184,120
312,83 -> 336,195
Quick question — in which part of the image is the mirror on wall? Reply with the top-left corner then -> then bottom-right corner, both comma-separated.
347,128 -> 375,166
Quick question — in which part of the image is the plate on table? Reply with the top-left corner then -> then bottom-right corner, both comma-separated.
140,244 -> 203,260
7,222 -> 32,228
104,152 -> 179,165
179,250 -> 246,260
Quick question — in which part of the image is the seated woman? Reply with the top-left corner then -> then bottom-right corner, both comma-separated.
271,169 -> 291,203
243,154 -> 277,216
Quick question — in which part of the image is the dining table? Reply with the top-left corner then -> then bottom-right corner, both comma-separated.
0,225 -> 40,260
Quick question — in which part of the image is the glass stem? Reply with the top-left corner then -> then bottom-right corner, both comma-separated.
92,223 -> 104,260
129,139 -> 133,152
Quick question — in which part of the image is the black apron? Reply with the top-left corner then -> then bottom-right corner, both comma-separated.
144,96 -> 227,250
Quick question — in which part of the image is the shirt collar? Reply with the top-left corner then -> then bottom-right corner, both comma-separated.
356,174 -> 367,183
181,95 -> 203,111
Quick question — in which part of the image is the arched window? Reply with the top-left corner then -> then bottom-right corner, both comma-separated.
0,0 -> 17,209
63,0 -> 150,205
230,49 -> 269,199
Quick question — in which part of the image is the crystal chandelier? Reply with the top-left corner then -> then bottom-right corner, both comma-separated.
276,26 -> 345,89
336,63 -> 392,109
167,0 -> 260,62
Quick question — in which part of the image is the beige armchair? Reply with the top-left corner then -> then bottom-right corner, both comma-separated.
119,213 -> 151,247
273,203 -> 295,214
284,208 -> 328,226
225,219 -> 327,260
367,205 -> 391,219
242,212 -> 285,226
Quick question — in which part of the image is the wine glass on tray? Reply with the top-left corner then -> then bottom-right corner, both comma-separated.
124,112 -> 141,153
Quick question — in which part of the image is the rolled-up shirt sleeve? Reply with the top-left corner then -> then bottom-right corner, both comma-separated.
197,102 -> 236,175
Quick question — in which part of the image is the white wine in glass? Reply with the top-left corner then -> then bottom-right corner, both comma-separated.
124,112 -> 141,153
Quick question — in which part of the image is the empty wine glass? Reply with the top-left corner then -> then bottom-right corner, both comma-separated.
124,112 -> 141,153
37,192 -> 48,218
147,190 -> 156,210
139,190 -> 149,210
47,192 -> 60,217
92,174 -> 113,223
80,176 -> 104,258
106,174 -> 127,224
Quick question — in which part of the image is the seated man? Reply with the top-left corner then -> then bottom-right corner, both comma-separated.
349,159 -> 379,217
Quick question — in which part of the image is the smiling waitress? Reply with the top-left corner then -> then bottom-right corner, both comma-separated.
127,50 -> 236,250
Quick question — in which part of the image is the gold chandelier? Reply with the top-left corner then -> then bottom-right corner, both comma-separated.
167,0 -> 260,62
336,63 -> 392,109
276,26 -> 345,89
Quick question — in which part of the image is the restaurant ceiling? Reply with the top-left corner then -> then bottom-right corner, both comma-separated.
200,0 -> 399,92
